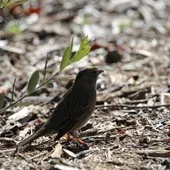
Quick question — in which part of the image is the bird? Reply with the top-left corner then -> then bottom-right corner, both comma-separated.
17,68 -> 103,147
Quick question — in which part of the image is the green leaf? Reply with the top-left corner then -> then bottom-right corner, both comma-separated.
71,36 -> 91,63
80,36 -> 89,50
60,47 -> 71,72
0,93 -> 5,109
27,70 -> 39,94
60,36 -> 74,72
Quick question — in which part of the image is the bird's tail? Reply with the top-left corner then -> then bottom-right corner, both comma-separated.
18,125 -> 47,146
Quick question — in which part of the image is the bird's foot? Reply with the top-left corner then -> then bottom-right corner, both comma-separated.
60,133 -> 88,146
71,137 -> 88,146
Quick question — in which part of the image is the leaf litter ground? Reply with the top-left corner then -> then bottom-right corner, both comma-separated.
0,0 -> 170,169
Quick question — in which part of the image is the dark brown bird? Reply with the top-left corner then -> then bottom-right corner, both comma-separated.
17,68 -> 103,147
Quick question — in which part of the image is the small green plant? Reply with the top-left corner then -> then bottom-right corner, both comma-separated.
0,0 -> 28,9
5,21 -> 23,35
60,36 -> 91,71
0,36 -> 91,113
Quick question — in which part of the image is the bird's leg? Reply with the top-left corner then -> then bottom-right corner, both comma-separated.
70,131 -> 88,145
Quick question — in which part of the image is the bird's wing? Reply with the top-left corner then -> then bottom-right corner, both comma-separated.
45,89 -> 73,132
55,90 -> 92,139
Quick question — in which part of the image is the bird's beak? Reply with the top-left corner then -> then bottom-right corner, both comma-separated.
97,69 -> 104,75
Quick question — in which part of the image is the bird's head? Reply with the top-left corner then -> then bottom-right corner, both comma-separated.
73,68 -> 103,88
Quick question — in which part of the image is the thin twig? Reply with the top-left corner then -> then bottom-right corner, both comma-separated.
124,99 -> 148,105
150,62 -> 159,79
149,138 -> 170,143
42,53 -> 49,81
11,78 -> 17,102
0,137 -> 17,143
136,149 -> 170,158
28,151 -> 48,161
0,148 -> 15,153
96,104 -> 170,110
146,118 -> 161,132
0,94 -> 28,114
